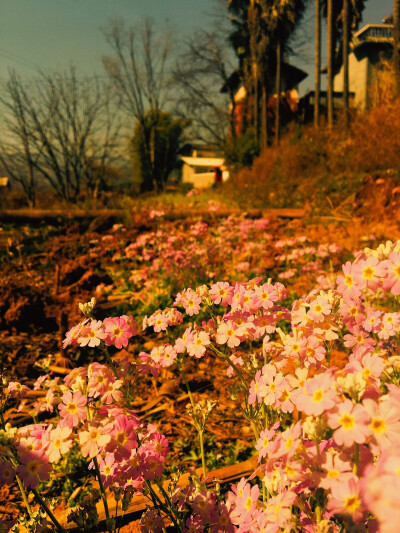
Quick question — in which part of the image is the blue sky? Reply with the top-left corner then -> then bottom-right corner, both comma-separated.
0,0 -> 395,95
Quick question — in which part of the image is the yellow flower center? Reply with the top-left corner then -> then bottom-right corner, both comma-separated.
371,418 -> 386,434
345,275 -> 354,287
113,327 -> 122,337
339,413 -> 355,430
363,266 -> 375,279
345,495 -> 360,513
285,437 -> 293,450
27,461 -> 39,475
67,402 -> 77,414
313,389 -> 324,402
245,497 -> 253,511
90,430 -> 99,440
327,469 -> 339,478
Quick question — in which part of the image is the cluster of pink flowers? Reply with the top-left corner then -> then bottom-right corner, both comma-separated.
1,360 -> 170,531
143,307 -> 183,333
6,226 -> 400,532
63,314 -> 137,350
97,215 -> 341,319
135,239 -> 400,532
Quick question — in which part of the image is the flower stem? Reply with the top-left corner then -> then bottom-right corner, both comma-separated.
199,429 -> 207,478
181,368 -> 207,477
31,487 -> 67,533
181,368 -> 195,409
353,443 -> 359,475
102,345 -> 119,379
145,480 -> 180,530
15,474 -> 33,517
93,455 -> 110,523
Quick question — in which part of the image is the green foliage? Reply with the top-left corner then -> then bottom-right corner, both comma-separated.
224,128 -> 260,168
130,110 -> 188,193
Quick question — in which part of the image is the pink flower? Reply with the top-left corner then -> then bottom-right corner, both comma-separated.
327,477 -> 365,523
7,381 -> 29,399
265,490 -> 297,528
17,450 -> 51,488
104,316 -> 134,349
260,364 -> 284,406
63,319 -> 88,349
187,332 -> 210,359
307,295 -> 331,323
88,363 -> 114,397
106,414 -> 138,461
79,420 -> 112,458
140,509 -> 165,533
210,282 -> 233,306
363,397 -> 400,453
101,380 -> 123,404
228,480 -> 259,526
0,459 -> 15,486
328,399 -> 371,447
291,372 -> 336,416
77,320 -> 107,348
254,283 -> 278,310
216,321 -> 244,348
382,251 -> 400,295
47,425 -> 73,463
178,288 -> 202,316
337,261 -> 361,302
58,390 -> 87,428
319,449 -> 353,490
255,423 -> 279,461
343,325 -> 375,357
248,370 -> 265,405
356,256 -> 385,291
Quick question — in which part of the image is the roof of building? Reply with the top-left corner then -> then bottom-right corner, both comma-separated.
180,156 -> 225,167
352,24 -> 393,50
221,62 -> 307,94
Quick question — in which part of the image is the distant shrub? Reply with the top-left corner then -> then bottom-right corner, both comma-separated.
225,98 -> 400,212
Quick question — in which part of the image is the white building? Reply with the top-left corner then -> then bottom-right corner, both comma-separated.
334,22 -> 394,110
180,156 -> 228,188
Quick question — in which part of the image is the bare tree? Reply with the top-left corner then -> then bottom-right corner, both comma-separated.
102,19 -> 174,192
173,29 -> 236,148
0,68 -> 122,203
0,71 -> 38,206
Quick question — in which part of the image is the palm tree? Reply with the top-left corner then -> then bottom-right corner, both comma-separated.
228,0 -> 307,147
260,0 -> 307,145
322,0 -> 366,126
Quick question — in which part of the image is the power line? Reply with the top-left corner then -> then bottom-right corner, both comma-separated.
0,48 -> 40,71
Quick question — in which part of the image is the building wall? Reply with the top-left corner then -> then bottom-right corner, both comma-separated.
181,165 -> 215,188
334,53 -> 369,110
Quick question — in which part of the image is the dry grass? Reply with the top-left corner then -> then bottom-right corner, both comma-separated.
224,87 -> 400,215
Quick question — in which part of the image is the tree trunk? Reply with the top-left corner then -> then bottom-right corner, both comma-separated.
261,83 -> 268,150
343,0 -> 349,126
314,0 -> 321,128
275,42 -> 281,146
327,0 -> 334,126
253,62 -> 259,137
394,0 -> 400,96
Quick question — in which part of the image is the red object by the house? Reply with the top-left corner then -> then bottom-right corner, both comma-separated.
214,167 -> 223,183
